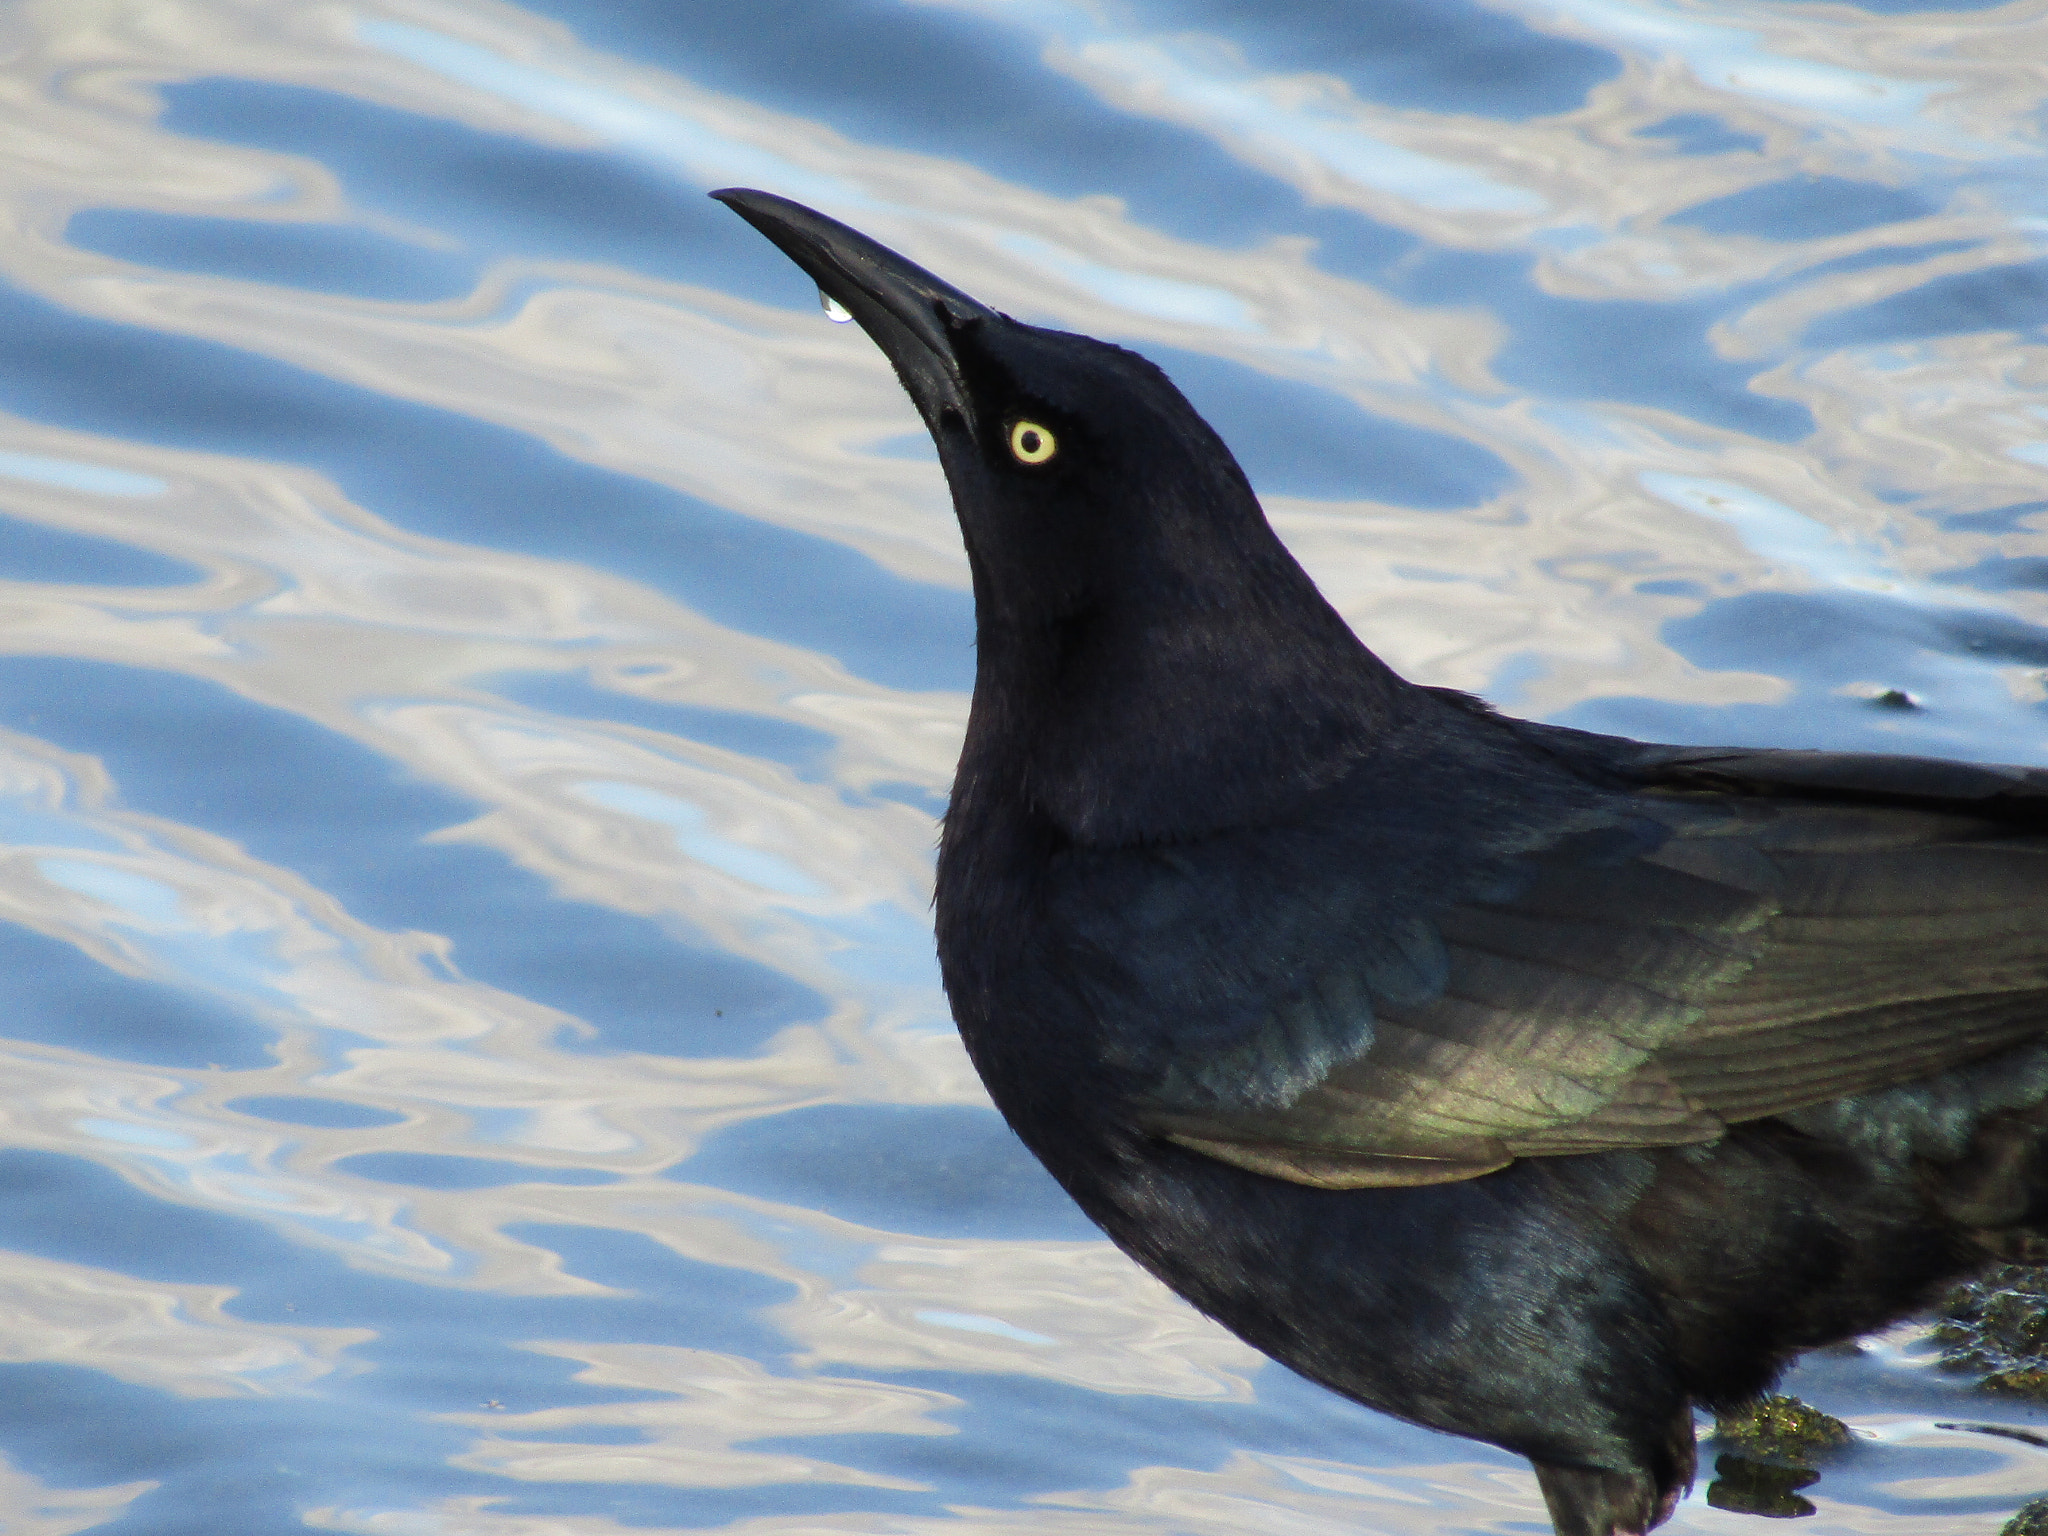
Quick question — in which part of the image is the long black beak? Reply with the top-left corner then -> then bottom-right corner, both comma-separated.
711,189 -> 998,433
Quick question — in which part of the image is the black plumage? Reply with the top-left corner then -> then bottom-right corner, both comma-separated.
715,188 -> 2048,1536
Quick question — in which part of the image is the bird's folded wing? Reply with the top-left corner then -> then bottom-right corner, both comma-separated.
1147,779 -> 2048,1189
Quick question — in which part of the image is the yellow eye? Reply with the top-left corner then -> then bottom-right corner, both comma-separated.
1008,420 -> 1057,465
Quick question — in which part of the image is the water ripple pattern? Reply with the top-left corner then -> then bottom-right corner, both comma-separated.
0,0 -> 2042,1530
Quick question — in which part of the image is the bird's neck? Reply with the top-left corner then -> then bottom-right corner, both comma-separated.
956,577 -> 1409,848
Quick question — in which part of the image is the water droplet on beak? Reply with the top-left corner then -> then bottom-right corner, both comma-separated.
820,290 -> 853,323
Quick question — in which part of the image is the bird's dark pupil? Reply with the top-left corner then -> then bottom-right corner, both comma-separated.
1020,431 -> 1040,452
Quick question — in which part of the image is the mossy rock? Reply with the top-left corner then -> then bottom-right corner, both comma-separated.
1981,1367 -> 2048,1398
1937,1266 -> 2048,1397
1713,1395 -> 1851,1464
2004,1495 -> 2048,1536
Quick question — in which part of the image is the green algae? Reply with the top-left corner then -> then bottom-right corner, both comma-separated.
1936,1265 -> 2048,1398
1713,1394 -> 1853,1462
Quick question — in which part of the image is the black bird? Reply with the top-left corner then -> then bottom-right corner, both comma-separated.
715,188 -> 2048,1536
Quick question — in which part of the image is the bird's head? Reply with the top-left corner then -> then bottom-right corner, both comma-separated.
715,189 -> 1285,626
716,190 -> 1408,843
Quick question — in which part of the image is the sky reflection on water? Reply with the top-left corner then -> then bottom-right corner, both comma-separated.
0,0 -> 2043,1531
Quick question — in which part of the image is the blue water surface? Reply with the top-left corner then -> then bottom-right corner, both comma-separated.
0,1 -> 2041,1533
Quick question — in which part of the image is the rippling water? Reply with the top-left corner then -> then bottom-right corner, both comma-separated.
1,1 -> 2046,1530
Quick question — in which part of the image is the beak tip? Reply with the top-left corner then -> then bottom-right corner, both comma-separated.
706,190 -> 990,426
710,187 -> 773,220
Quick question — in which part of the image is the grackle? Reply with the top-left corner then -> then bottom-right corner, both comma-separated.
716,188 -> 2048,1536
